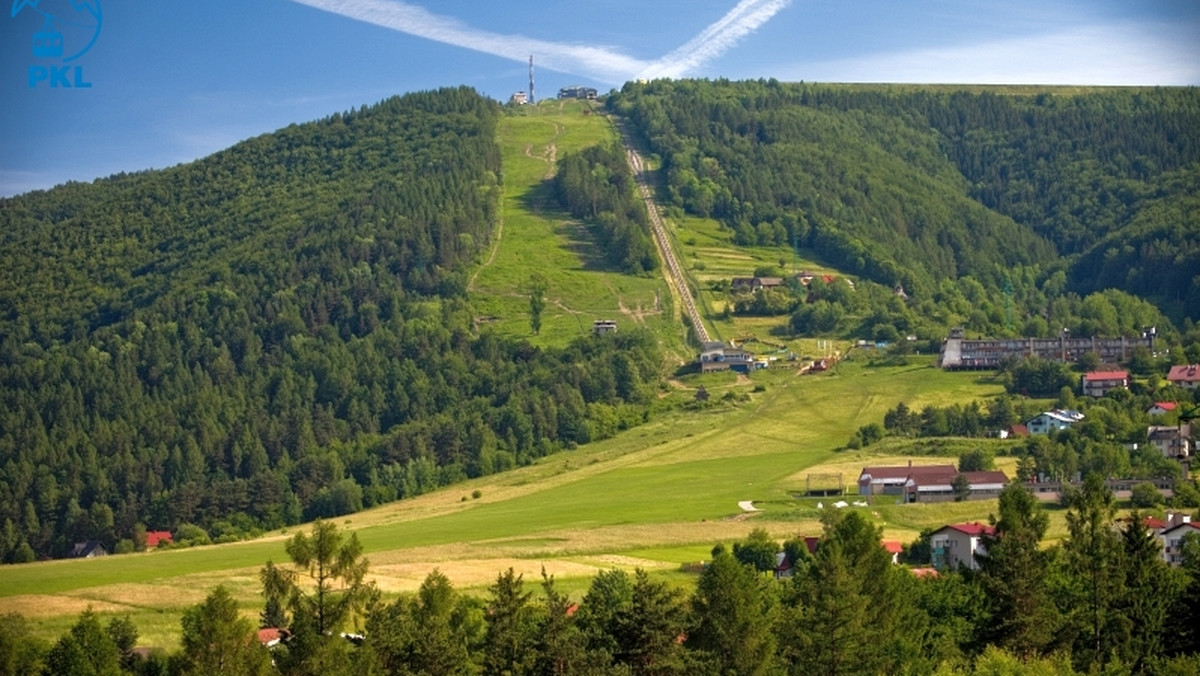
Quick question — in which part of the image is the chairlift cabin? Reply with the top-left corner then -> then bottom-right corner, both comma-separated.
34,30 -> 64,58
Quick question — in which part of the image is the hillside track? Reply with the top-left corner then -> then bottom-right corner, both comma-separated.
615,119 -> 711,344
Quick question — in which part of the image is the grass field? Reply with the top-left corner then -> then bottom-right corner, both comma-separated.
0,102 -> 1019,649
468,99 -> 693,362
0,356 -> 1011,647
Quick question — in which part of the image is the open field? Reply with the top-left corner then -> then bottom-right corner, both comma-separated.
0,356 -> 1010,647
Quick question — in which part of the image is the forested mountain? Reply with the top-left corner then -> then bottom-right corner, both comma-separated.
608,80 -> 1200,322
0,88 -> 661,562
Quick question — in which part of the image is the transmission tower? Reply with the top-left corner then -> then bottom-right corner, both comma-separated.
528,55 -> 535,105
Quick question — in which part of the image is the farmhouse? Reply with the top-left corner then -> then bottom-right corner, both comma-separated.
1025,409 -> 1084,436
1167,364 -> 1200,389
939,327 -> 1156,370
1081,370 -> 1128,398
857,463 -> 1009,503
730,276 -> 784,292
1147,424 -> 1191,459
930,522 -> 995,571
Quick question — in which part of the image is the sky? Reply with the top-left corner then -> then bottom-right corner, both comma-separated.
2,0 -> 1198,197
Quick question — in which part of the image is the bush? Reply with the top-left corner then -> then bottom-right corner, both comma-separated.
1130,482 -> 1165,508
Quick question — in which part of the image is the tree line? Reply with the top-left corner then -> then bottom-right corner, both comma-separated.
5,493 -> 1200,675
553,142 -> 659,275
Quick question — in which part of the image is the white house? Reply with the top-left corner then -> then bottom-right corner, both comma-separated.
1158,521 -> 1199,567
1147,402 -> 1178,417
1025,409 -> 1084,436
1147,424 -> 1191,459
930,522 -> 995,571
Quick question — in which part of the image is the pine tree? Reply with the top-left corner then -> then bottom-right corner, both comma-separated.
976,482 -> 1059,659
687,549 -> 778,675
1061,473 -> 1124,669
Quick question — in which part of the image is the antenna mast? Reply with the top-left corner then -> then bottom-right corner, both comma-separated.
528,55 -> 535,105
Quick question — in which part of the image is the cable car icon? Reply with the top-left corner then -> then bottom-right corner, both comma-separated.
33,29 -> 64,58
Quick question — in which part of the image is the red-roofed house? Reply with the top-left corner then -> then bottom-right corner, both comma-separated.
910,567 -> 939,579
258,628 -> 289,648
145,531 -> 173,549
1167,364 -> 1200,390
882,540 -> 903,565
930,523 -> 995,571
1147,402 -> 1178,416
1081,370 -> 1128,398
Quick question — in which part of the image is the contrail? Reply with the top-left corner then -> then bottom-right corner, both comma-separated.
289,0 -> 648,83
640,0 -> 793,79
288,0 -> 790,83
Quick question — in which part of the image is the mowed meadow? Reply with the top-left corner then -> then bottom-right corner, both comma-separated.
0,100 -> 1011,647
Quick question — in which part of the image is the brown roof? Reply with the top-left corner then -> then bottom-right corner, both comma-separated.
1083,371 -> 1128,381
961,470 -> 1009,484
859,464 -> 957,481
1167,364 -> 1200,383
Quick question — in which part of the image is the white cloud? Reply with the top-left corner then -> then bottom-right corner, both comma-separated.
788,22 -> 1200,85
288,0 -> 791,83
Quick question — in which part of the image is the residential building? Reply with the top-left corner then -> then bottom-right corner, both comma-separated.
1147,402 -> 1178,416
1148,424 -> 1191,459
930,522 -> 995,571
1167,364 -> 1200,389
939,327 -> 1156,370
1158,522 -> 1200,567
1025,409 -> 1084,436
1081,370 -> 1128,398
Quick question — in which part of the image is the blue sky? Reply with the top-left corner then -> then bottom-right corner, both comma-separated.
2,0 -> 1198,197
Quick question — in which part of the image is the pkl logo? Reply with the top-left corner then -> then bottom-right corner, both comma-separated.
10,0 -> 102,88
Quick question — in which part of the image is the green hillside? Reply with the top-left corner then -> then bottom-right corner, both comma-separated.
0,83 -> 1198,666
610,80 -> 1200,330
0,91 -> 667,564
